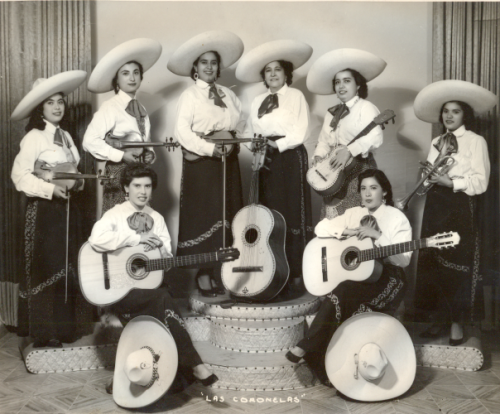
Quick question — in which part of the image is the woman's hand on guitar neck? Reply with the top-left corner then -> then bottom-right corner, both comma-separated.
330,147 -> 352,170
140,233 -> 163,252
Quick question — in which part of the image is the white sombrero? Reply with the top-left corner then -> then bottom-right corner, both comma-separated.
113,316 -> 178,409
11,71 -> 87,121
88,38 -> 162,93
414,80 -> 498,123
307,48 -> 386,95
325,312 -> 416,402
167,31 -> 244,77
235,39 -> 313,83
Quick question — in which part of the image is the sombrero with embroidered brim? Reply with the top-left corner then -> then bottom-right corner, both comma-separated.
88,38 -> 162,93
414,80 -> 498,123
11,71 -> 87,121
307,48 -> 386,95
325,312 -> 416,402
167,31 -> 244,77
235,39 -> 313,83
113,316 -> 178,409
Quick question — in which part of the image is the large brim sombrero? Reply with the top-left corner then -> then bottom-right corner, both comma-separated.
11,70 -> 87,121
307,48 -> 386,95
88,38 -> 162,93
325,312 -> 416,402
167,31 -> 244,77
235,39 -> 313,83
113,316 -> 178,409
414,80 -> 498,123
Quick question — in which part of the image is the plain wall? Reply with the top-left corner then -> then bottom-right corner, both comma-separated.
92,1 -> 434,297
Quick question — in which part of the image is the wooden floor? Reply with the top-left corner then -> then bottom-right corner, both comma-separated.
2,329 -> 500,413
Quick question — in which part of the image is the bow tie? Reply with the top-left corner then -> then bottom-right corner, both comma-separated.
360,214 -> 381,232
209,85 -> 227,109
434,132 -> 458,155
127,212 -> 154,234
53,127 -> 76,164
328,103 -> 349,131
258,93 -> 279,119
125,99 -> 147,136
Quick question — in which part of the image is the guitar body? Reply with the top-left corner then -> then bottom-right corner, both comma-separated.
78,242 -> 166,306
303,237 -> 383,297
221,204 -> 289,301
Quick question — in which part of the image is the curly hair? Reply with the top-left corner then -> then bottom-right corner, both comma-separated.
439,101 -> 476,132
332,68 -> 368,99
120,164 -> 158,191
25,93 -> 70,132
357,168 -> 394,207
260,60 -> 294,88
190,51 -> 222,81
112,61 -> 144,94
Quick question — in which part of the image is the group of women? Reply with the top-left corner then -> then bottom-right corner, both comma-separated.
10,30 -> 496,391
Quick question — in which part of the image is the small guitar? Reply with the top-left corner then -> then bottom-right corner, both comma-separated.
78,242 -> 240,306
307,109 -> 396,197
303,232 -> 460,297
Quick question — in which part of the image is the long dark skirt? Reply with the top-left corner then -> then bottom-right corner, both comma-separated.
259,144 -> 313,281
102,161 -> 127,216
297,263 -> 406,382
414,186 -> 479,325
17,198 -> 94,343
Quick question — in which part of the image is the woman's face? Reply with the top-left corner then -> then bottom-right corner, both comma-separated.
116,62 -> 142,96
264,61 -> 286,93
334,70 -> 359,103
194,52 -> 219,84
442,102 -> 465,132
360,177 -> 386,213
42,93 -> 65,126
125,176 -> 153,210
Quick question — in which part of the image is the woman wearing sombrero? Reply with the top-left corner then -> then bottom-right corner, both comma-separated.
307,49 -> 386,220
236,39 -> 314,294
413,80 -> 495,345
84,38 -> 162,215
11,71 -> 94,347
168,31 -> 244,297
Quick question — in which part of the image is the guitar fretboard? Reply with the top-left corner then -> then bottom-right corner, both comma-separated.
145,252 -> 223,271
359,238 -> 428,262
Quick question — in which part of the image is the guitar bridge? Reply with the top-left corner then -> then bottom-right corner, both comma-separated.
321,247 -> 328,282
315,170 -> 328,182
233,266 -> 263,273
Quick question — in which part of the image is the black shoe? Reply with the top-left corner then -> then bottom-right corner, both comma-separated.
196,274 -> 217,297
449,337 -> 464,346
198,373 -> 218,387
285,350 -> 303,363
105,378 -> 113,394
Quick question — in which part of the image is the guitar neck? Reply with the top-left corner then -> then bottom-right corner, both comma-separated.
146,252 -> 222,271
248,170 -> 260,205
360,238 -> 428,262
347,121 -> 376,146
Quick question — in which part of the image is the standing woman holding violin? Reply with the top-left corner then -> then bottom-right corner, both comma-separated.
413,80 -> 496,345
11,71 -> 94,348
307,49 -> 386,220
235,40 -> 314,294
84,38 -> 162,216
167,31 -> 245,297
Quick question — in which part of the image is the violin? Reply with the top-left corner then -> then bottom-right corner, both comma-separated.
105,132 -> 179,163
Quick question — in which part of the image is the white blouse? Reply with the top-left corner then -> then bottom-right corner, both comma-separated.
11,121 -> 80,199
427,125 -> 490,196
240,84 -> 310,153
314,96 -> 383,159
83,90 -> 153,163
174,79 -> 243,157
315,204 -> 412,268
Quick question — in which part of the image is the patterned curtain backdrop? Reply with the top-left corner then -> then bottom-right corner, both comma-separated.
432,2 -> 500,277
0,1 -> 94,327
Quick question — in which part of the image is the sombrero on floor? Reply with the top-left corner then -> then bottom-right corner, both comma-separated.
235,39 -> 313,83
307,48 -> 386,95
88,38 -> 162,93
11,70 -> 87,121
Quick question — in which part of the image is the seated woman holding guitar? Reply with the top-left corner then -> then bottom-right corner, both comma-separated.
88,164 -> 218,389
11,71 -> 94,348
307,49 -> 386,220
286,169 -> 411,385
84,38 -> 162,216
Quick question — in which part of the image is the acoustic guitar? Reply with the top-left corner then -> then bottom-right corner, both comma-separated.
303,232 -> 460,297
78,242 -> 239,306
307,110 -> 395,197
221,140 -> 289,301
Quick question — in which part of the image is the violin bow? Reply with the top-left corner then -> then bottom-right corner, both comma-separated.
65,186 -> 70,303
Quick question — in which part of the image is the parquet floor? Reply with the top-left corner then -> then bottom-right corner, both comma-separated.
1,329 -> 500,414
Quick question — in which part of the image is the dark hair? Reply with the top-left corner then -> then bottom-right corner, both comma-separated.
112,61 -> 144,94
333,68 -> 368,99
25,93 -> 69,132
439,100 -> 476,131
190,51 -> 222,81
357,168 -> 394,207
260,60 -> 294,88
120,164 -> 158,191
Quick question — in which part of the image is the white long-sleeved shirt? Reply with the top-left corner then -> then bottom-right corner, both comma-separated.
88,201 -> 172,256
314,96 -> 383,159
240,84 -> 310,153
315,204 -> 412,267
83,90 -> 153,163
427,125 -> 490,196
174,79 -> 243,157
11,121 -> 80,199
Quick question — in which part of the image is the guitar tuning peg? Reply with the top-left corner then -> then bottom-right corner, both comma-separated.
381,125 -> 386,130
262,165 -> 271,171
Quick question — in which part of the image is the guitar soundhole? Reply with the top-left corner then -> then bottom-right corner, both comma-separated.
341,248 -> 360,271
243,225 -> 260,246
127,254 -> 149,280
